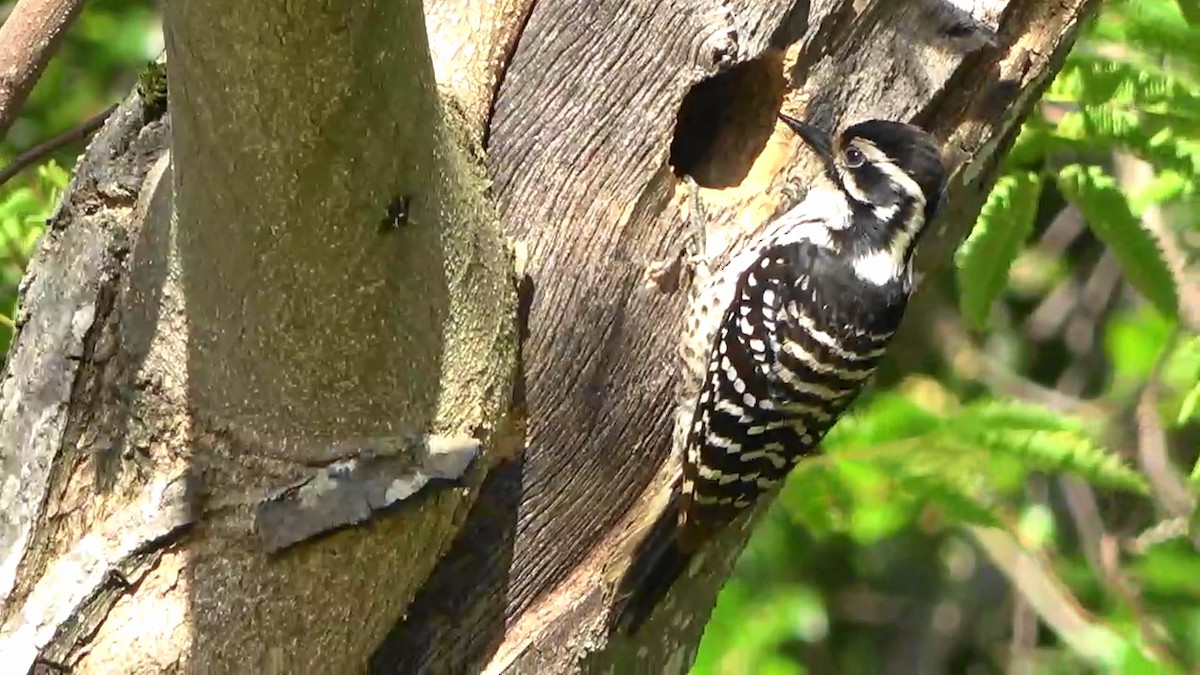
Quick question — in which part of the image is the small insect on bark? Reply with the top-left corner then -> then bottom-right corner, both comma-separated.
379,195 -> 411,232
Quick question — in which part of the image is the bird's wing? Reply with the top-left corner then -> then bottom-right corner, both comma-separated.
679,242 -> 822,535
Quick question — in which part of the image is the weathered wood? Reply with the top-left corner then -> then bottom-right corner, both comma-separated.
424,0 -> 538,137
371,0 -> 1099,672
0,89 -> 178,671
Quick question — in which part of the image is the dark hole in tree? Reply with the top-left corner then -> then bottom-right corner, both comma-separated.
668,51 -> 787,189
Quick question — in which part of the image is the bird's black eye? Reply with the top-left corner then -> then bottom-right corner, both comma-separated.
844,146 -> 866,168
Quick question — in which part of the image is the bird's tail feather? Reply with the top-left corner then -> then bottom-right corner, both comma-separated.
609,493 -> 694,634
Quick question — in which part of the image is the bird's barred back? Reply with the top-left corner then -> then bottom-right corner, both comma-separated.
679,240 -> 906,532
675,216 -> 824,420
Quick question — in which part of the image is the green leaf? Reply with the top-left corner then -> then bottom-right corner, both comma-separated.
1052,55 -> 1200,114
1057,164 -> 1180,318
1180,382 -> 1200,428
955,172 -> 1041,330
696,582 -> 825,675
1129,170 -> 1191,212
957,399 -> 1090,434
1053,108 -> 1200,180
1047,58 -> 1200,176
36,159 -> 70,194
1005,119 -> 1055,168
776,460 -> 855,537
934,400 -> 1148,495
821,392 -> 941,449
1105,306 -> 1175,392
782,447 -> 1004,540
1179,0 -> 1200,26
1097,0 -> 1200,71
1018,503 -> 1057,549
958,425 -> 1150,495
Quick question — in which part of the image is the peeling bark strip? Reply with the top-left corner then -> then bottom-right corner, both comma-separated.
0,472 -> 196,673
255,435 -> 481,553
0,89 -> 170,609
423,0 -> 541,139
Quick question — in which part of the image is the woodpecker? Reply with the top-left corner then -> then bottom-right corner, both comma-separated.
615,112 -> 946,632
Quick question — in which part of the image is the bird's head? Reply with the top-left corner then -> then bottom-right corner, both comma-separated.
778,113 -> 947,284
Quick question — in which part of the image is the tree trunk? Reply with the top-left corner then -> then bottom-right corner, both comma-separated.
0,0 -> 1098,672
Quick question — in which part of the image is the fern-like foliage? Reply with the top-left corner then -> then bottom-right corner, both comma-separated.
1049,56 -> 1200,114
781,396 -> 1147,543
953,399 -> 1091,433
1182,382 -> 1200,428
955,173 -> 1042,330
1054,106 -> 1200,178
959,427 -> 1149,495
960,18 -> 1195,329
1094,0 -> 1200,68
1,161 -> 69,348
1056,164 -> 1179,319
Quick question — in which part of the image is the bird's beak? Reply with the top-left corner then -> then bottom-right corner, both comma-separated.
777,113 -> 835,163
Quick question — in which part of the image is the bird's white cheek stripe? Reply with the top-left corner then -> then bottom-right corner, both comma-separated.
851,250 -> 903,286
872,204 -> 899,223
851,218 -> 921,286
843,158 -> 928,286
874,160 -> 926,207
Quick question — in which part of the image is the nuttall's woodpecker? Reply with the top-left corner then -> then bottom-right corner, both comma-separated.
615,112 -> 947,632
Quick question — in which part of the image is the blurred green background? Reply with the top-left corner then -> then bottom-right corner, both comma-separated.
1,0 -> 1197,672
0,0 -> 159,349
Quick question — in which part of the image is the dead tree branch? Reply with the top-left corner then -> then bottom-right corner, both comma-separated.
0,0 -> 86,139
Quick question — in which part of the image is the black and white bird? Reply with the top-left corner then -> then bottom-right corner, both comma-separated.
615,112 -> 947,632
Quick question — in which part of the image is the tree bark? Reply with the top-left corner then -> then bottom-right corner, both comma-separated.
0,0 -> 1098,672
